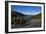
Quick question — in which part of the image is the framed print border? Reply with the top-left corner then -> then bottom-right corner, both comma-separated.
5,1 -> 45,33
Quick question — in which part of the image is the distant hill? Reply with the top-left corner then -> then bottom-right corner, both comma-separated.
11,11 -> 26,18
11,11 -> 41,19
11,11 -> 25,16
32,13 -> 41,19
11,11 -> 32,19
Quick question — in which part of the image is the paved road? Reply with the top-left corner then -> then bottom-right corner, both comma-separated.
11,19 -> 41,28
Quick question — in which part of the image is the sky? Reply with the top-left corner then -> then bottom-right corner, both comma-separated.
11,5 -> 41,15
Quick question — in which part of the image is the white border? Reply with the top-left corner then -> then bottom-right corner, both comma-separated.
8,2 -> 44,32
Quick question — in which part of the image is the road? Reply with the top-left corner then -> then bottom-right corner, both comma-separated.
11,19 -> 41,28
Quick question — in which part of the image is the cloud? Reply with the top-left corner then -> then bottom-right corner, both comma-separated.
21,11 -> 41,15
12,10 -> 41,15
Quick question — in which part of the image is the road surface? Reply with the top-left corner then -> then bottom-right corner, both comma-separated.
11,19 -> 41,28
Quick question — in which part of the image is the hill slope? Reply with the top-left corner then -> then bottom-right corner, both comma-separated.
32,13 -> 41,19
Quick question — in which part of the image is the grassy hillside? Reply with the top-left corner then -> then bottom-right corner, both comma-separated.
32,13 -> 41,19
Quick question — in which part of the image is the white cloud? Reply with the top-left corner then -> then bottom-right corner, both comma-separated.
12,10 -> 41,15
21,11 -> 41,15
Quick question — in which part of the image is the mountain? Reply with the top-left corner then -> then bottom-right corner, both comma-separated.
11,11 -> 32,19
11,11 -> 25,17
11,11 -> 41,19
11,11 -> 26,18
